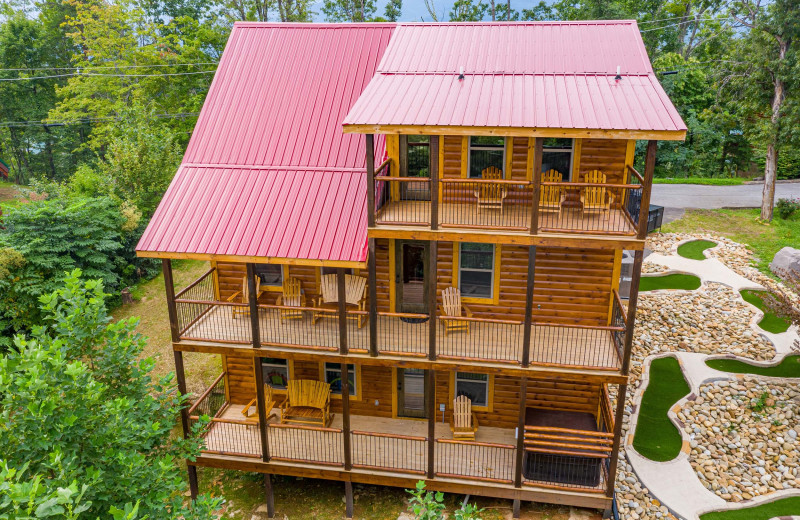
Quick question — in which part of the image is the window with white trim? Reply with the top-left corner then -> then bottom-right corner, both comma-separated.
541,138 -> 574,180
454,372 -> 489,407
254,264 -> 283,287
468,136 -> 505,178
261,358 -> 289,390
323,363 -> 357,396
458,243 -> 495,299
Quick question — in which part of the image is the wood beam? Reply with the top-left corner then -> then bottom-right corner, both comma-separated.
514,377 -> 528,488
138,250 -> 367,268
188,465 -> 199,500
622,250 -> 644,375
173,351 -> 191,439
530,138 -> 543,234
521,246 -> 536,367
264,473 -> 275,519
246,263 -> 270,462
428,240 -> 438,361
606,383 -> 628,498
341,360 -> 352,471
366,134 -> 376,228
368,238 -> 378,357
337,268 -> 348,355
430,135 -> 440,231
513,498 -> 521,519
162,259 -> 180,343
638,140 -> 657,239
345,481 -> 354,519
427,369 -> 436,479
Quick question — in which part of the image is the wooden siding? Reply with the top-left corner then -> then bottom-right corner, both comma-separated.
224,355 -> 602,429
217,262 -> 322,303
578,138 -> 629,184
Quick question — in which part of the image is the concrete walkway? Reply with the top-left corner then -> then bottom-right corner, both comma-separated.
626,243 -> 800,519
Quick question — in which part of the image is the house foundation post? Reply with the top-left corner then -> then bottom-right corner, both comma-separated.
514,376 -> 528,488
521,245 -> 536,366
263,474 -> 275,519
512,498 -> 521,519
606,383 -> 628,498
637,141 -> 657,239
187,465 -> 199,500
344,481 -> 354,519
246,263 -> 270,462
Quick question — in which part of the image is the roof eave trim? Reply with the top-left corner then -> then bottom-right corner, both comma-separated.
135,249 -> 367,268
342,124 -> 687,141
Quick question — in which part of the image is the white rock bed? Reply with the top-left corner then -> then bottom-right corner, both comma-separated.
681,379 -> 800,502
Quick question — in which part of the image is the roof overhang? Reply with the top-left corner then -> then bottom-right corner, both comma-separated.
135,249 -> 367,268
343,125 -> 686,141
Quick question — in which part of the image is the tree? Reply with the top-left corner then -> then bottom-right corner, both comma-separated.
727,0 -> 799,220
449,0 -> 488,21
0,271 -> 223,518
322,0 -> 376,21
384,0 -> 402,21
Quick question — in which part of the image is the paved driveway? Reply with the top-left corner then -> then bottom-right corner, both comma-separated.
651,182 -> 800,209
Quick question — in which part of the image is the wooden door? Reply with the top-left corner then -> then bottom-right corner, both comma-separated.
395,240 -> 429,314
397,368 -> 428,419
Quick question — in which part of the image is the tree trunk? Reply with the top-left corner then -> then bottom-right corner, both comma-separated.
506,0 -> 510,19
760,40 -> 787,222
490,0 -> 495,20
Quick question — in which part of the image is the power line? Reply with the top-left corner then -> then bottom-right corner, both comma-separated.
0,62 -> 219,72
0,112 -> 200,128
640,17 -> 733,32
636,8 -> 732,25
0,70 -> 217,82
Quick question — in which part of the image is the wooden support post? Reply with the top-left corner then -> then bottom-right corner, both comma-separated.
344,481 -> 354,519
366,134 -> 375,228
520,246 -> 536,366
337,268 -> 348,355
162,259 -> 180,343
530,138 -> 544,234
246,263 -> 270,462
426,369 -> 436,479
512,499 -> 521,519
428,240 -> 438,361
173,351 -> 191,439
622,250 -> 644,375
368,238 -> 378,357
341,361 -> 352,471
637,140 -> 657,239
514,376 -> 528,487
606,383 -> 628,497
188,464 -> 199,500
263,474 -> 275,519
430,135 -> 440,230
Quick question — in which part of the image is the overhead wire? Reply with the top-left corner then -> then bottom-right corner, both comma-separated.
0,69 -> 217,81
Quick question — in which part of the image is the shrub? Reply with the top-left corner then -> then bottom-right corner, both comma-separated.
775,197 -> 800,219
406,481 -> 482,520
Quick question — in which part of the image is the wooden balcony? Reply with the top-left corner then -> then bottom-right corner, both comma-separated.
188,373 -> 615,497
175,300 -> 625,371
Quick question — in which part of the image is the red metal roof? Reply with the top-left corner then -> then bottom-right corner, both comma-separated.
137,23 -> 394,264
343,21 -> 686,135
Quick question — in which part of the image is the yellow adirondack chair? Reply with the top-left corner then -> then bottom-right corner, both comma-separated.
580,170 -> 616,218
241,383 -> 281,424
275,277 -> 305,321
539,169 -> 566,216
279,379 -> 332,427
439,287 -> 473,336
313,274 -> 368,328
226,275 -> 265,319
450,395 -> 479,440
473,166 -> 508,213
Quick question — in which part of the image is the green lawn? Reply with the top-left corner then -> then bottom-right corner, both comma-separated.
664,208 -> 800,274
653,177 -> 744,186
640,273 -> 702,291
632,357 -> 690,462
706,355 -> 800,378
677,239 -> 717,260
700,496 -> 800,520
739,289 -> 793,333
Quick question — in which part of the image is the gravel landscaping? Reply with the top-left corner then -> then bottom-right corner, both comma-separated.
680,378 -> 800,502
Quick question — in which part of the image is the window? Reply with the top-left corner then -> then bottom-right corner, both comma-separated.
468,136 -> 505,178
406,135 -> 430,178
454,372 -> 489,407
254,264 -> 283,287
323,363 -> 357,396
261,358 -> 289,390
541,138 -> 574,180
458,243 -> 495,299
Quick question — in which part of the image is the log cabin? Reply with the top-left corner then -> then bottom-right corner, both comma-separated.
136,21 -> 686,518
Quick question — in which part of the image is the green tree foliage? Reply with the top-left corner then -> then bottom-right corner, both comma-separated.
383,0 -> 402,21
449,0 -> 488,21
322,0 -> 376,21
0,271 -> 222,519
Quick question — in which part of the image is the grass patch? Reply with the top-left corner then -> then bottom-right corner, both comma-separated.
677,239 -> 717,260
633,357 -> 690,462
653,177 -> 744,185
740,290 -> 793,333
112,259 -> 221,393
706,355 -> 800,378
664,208 -> 800,274
700,496 -> 800,520
640,273 -> 701,291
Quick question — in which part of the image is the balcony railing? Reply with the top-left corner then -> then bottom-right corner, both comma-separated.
440,179 -> 532,231
435,439 -> 516,483
267,423 -> 344,466
351,431 -> 427,475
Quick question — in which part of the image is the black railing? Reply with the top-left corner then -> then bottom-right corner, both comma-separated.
435,439 -> 515,483
375,177 -> 431,226
175,268 -> 216,336
351,431 -> 427,474
611,290 -> 627,364
440,179 -> 532,230
267,423 -> 344,466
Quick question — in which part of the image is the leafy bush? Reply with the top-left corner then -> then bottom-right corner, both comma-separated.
0,271 -> 222,519
406,481 -> 482,520
775,198 -> 800,219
